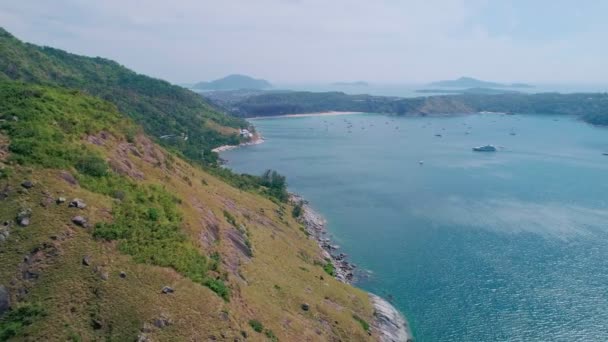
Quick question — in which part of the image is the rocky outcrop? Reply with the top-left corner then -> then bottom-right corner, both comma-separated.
290,194 -> 356,283
370,294 -> 412,342
291,193 -> 413,341
68,198 -> 87,209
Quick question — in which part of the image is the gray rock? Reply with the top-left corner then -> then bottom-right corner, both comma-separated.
68,198 -> 87,209
119,271 -> 127,279
301,303 -> 310,311
0,227 -> 9,240
82,255 -> 91,266
16,208 -> 32,227
161,286 -> 174,294
153,314 -> 172,329
136,333 -> 150,342
18,217 -> 30,227
21,180 -> 34,189
71,216 -> 87,227
0,285 -> 10,315
56,197 -> 66,204
369,293 -> 412,342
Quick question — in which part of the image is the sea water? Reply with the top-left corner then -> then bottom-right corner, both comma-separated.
221,113 -> 608,341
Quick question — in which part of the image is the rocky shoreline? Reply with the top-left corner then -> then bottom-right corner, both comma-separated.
290,194 -> 412,341
289,194 -> 356,283
211,134 -> 264,153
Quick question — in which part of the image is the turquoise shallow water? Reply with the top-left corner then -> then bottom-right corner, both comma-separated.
221,113 -> 608,341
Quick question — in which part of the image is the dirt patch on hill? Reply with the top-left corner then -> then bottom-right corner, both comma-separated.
0,133 -> 9,162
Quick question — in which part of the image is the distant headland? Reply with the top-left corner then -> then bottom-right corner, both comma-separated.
430,76 -> 534,89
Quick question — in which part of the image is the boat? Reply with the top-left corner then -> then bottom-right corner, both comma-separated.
472,145 -> 497,152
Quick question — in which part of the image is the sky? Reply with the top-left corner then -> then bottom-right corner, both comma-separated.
1,0 -> 607,84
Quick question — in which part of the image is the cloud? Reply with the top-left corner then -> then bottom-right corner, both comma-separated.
1,0 -> 607,83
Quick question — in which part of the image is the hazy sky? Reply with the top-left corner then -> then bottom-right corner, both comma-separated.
1,1 -> 607,84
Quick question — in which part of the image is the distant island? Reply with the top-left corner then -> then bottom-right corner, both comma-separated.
331,81 -> 369,87
430,76 -> 533,89
415,87 -> 523,95
193,74 -> 272,90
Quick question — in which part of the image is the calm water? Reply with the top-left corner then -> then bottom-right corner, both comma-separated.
222,113 -> 608,341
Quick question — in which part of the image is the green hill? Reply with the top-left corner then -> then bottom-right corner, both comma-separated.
0,29 -> 382,341
193,74 -> 272,91
0,28 -> 247,165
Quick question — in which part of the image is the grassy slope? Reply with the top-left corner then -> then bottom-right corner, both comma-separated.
0,82 -> 375,341
0,27 -> 247,165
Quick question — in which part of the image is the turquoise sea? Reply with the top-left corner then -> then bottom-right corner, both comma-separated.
221,113 -> 608,341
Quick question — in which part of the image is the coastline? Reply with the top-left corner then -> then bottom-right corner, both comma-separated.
216,132 -> 412,341
211,134 -> 264,153
290,194 -> 413,342
248,111 -> 364,119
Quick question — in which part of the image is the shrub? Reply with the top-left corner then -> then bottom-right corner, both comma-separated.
352,314 -> 370,332
292,201 -> 304,218
264,329 -> 278,341
0,304 -> 45,340
75,155 -> 109,177
249,319 -> 264,333
323,262 -> 336,277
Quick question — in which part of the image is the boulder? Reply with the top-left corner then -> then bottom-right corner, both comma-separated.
161,286 -> 174,294
153,314 -> 172,329
18,217 -> 30,227
68,198 -> 87,209
0,285 -> 10,315
136,333 -> 150,342
301,303 -> 310,311
59,171 -> 79,186
119,271 -> 127,279
16,208 -> 32,227
71,216 -> 87,227
21,180 -> 34,189
56,197 -> 66,204
82,255 -> 91,266
0,228 -> 9,242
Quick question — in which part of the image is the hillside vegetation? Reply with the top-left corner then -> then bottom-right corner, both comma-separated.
0,81 -> 377,341
0,29 -> 380,341
0,27 -> 247,165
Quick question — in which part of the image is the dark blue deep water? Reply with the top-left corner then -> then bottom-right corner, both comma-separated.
222,113 -> 608,341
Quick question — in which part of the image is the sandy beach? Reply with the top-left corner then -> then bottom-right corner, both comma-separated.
248,111 -> 364,119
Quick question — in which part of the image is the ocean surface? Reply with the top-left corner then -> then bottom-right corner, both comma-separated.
221,113 -> 608,341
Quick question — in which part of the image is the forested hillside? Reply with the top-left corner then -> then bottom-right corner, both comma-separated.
0,28 -> 247,164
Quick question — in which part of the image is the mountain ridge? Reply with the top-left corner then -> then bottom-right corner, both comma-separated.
430,76 -> 533,88
194,74 -> 272,91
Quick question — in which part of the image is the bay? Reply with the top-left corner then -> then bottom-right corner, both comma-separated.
221,113 -> 608,341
